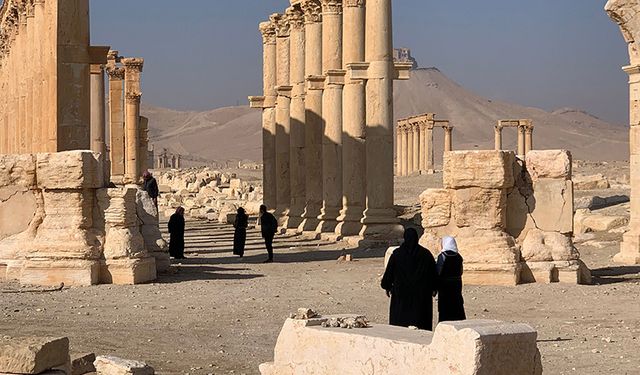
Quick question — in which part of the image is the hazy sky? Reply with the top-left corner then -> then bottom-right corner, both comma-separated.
91,0 -> 630,125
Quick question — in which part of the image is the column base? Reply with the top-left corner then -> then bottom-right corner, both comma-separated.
358,223 -> 404,247
150,252 -> 171,273
100,257 -> 157,285
274,206 -> 290,228
298,217 -> 321,233
615,232 -> 640,264
316,206 -> 341,233
285,207 -> 305,230
336,207 -> 365,237
20,259 -> 101,287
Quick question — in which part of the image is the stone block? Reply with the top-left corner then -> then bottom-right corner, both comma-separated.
419,189 -> 451,228
573,174 -> 610,190
37,151 -> 104,190
94,356 -> 154,375
0,336 -> 69,374
453,188 -> 506,229
443,151 -> 515,189
463,263 -> 522,286
529,179 -> 573,234
99,258 -> 157,285
20,259 -> 100,287
521,229 -> 577,262
0,189 -> 38,241
520,262 -> 556,284
576,212 -> 628,233
0,154 -> 37,189
525,150 -> 571,180
71,353 -> 96,375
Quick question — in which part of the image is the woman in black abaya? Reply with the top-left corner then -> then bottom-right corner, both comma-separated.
233,207 -> 249,258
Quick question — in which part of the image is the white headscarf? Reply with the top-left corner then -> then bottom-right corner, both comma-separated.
441,236 -> 459,253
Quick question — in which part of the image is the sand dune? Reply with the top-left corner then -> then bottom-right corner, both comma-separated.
143,68 -> 629,164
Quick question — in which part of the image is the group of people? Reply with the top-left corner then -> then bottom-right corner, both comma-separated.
381,228 -> 466,330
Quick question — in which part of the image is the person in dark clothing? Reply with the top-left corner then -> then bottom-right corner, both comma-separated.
381,228 -> 437,331
436,236 -> 466,322
233,207 -> 249,258
259,205 -> 278,263
168,207 -> 186,259
142,171 -> 159,208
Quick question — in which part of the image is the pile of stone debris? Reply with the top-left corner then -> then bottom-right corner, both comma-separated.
0,336 -> 154,375
155,167 -> 263,223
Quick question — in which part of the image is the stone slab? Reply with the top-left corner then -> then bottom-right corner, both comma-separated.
20,259 -> 100,287
453,188 -> 507,230
71,353 -> 96,375
99,258 -> 157,285
37,151 -> 104,190
443,151 -> 515,189
419,189 -> 451,228
0,337 -> 69,375
525,150 -> 571,181
94,356 -> 154,375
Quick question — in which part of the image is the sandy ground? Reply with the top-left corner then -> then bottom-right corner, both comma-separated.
0,161 -> 639,375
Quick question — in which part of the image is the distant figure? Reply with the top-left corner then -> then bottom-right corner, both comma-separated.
259,205 -> 278,263
381,228 -> 437,330
436,236 -> 466,322
233,207 -> 249,258
142,171 -> 159,208
168,207 -> 186,259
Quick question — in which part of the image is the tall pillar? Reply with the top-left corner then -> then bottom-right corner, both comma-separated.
298,0 -> 324,233
90,64 -> 107,155
259,20 -> 278,211
273,13 -> 292,224
426,126 -> 434,171
360,0 -> 403,240
444,127 -> 453,152
176,155 -> 181,169
406,126 -> 414,174
25,3 -> 35,152
336,0 -> 366,237
412,123 -> 420,174
316,0 -> 343,234
287,6 -> 307,230
107,52 -> 126,183
419,121 -> 427,172
18,6 -> 26,152
517,126 -> 525,156
525,125 -> 533,154
494,125 -> 503,150
401,125 -> 409,176
34,0 -> 45,153
395,122 -> 403,176
122,58 -> 144,185
139,116 -> 149,173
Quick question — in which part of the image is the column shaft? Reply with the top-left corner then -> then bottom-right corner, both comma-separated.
34,0 -> 45,153
401,128 -> 409,176
407,129 -> 414,174
107,65 -> 126,183
260,21 -> 278,210
412,124 -> 420,173
18,12 -> 26,152
122,58 -> 144,184
444,128 -> 453,152
395,125 -> 403,176
26,7 -> 35,152
360,0 -> 403,239
336,0 -> 366,237
419,124 -> 427,172
517,126 -> 526,156
90,65 -> 107,155
316,0 -> 343,234
287,7 -> 307,229
426,127 -> 434,171
495,126 -> 502,150
525,128 -> 533,154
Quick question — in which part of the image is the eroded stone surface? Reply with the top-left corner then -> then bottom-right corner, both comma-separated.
443,151 -> 515,189
94,356 -> 154,375
0,336 -> 69,375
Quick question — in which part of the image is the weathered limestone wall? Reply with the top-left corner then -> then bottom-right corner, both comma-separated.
419,150 -> 590,286
0,0 -> 92,153
260,316 -> 543,375
0,151 -> 166,286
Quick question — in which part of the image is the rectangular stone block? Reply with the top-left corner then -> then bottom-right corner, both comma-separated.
463,263 -> 522,286
71,353 -> 96,375
94,355 -> 154,375
37,151 -> 104,190
528,179 -> 573,234
443,151 -> 515,189
453,188 -> 506,229
525,150 -> 571,181
0,154 -> 37,189
0,337 -> 69,375
419,189 -> 451,228
99,258 -> 157,285
20,260 -> 100,287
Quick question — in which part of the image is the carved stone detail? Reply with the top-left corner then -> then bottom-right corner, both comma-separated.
321,0 -> 343,14
259,21 -> 277,45
301,0 -> 322,24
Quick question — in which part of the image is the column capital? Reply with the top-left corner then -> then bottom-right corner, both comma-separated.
301,0 -> 322,23
286,6 -> 305,31
106,66 -> 125,80
125,92 -> 142,104
26,1 -> 35,18
121,57 -> 144,73
343,0 -> 365,8
259,21 -> 277,45
321,0 -> 343,14
90,64 -> 105,75
270,13 -> 291,38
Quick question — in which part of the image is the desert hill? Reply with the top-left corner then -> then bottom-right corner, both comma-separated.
143,67 -> 629,164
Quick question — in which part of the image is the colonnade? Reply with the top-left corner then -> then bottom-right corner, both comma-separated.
250,0 -> 412,240
105,50 -> 148,184
395,113 -> 452,176
495,119 -> 534,156
156,149 -> 182,169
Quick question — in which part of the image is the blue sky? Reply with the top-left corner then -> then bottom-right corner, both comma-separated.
91,0 -> 630,125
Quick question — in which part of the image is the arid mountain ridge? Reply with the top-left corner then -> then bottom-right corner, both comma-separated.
143,67 -> 629,164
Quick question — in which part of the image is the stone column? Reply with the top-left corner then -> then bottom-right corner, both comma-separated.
426,126 -> 434,171
444,126 -> 453,152
517,126 -> 525,156
122,58 -> 144,185
18,6 -> 26,152
298,0 -> 324,233
401,125 -> 409,176
34,0 -> 45,153
406,126 -> 414,174
139,116 -> 150,173
25,3 -> 35,152
412,123 -> 420,174
90,64 -> 107,155
316,0 -> 343,234
525,125 -> 533,154
336,0 -> 366,237
259,20 -> 278,211
287,6 -> 307,230
360,0 -> 403,240
273,13 -> 292,224
494,125 -> 503,150
107,52 -> 126,183
396,122 -> 403,176
419,121 -> 427,173
176,155 -> 181,169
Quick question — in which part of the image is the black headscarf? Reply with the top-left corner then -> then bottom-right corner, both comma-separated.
400,228 -> 420,255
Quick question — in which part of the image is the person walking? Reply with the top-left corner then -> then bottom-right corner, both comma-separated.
436,236 -> 466,322
381,228 -> 437,330
233,207 -> 249,258
142,171 -> 159,208
168,207 -> 186,259
259,205 -> 278,263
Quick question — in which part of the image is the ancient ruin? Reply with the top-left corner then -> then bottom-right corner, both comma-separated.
395,113 -> 453,176
495,119 -> 534,156
250,0 -> 413,241
606,0 -> 640,265
155,148 -> 182,169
